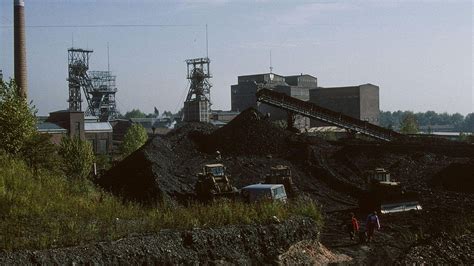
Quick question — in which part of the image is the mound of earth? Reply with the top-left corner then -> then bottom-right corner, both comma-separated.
280,240 -> 352,264
0,217 -> 320,264
98,108 -> 329,204
431,160 -> 474,193
197,108 -> 293,156
97,123 -> 216,203
398,233 -> 474,264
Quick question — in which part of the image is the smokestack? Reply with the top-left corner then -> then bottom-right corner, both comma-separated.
14,0 -> 27,98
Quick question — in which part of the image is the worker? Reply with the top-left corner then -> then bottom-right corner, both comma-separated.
215,150 -> 222,161
366,211 -> 381,243
346,212 -> 360,241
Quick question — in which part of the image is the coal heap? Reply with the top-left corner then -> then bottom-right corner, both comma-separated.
199,108 -> 292,156
97,123 -> 216,204
431,160 -> 474,193
97,109 -> 300,204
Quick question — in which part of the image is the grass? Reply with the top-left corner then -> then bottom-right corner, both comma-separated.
0,153 -> 323,251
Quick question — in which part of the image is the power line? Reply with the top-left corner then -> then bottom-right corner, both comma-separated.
0,24 -> 201,28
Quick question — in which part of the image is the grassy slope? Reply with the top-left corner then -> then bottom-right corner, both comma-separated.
0,154 -> 323,251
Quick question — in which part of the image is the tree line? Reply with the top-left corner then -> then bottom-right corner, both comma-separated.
118,108 -> 182,119
381,111 -> 474,132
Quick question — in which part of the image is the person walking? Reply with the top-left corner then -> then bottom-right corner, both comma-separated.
366,211 -> 380,243
348,212 -> 360,241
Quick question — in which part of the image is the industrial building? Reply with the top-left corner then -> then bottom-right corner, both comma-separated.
38,111 -> 113,154
231,73 -> 317,128
231,72 -> 380,130
211,110 -> 240,123
309,84 -> 380,126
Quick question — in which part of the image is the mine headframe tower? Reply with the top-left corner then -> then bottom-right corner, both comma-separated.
88,71 -> 118,121
67,48 -> 118,121
68,48 -> 92,112
183,57 -> 212,122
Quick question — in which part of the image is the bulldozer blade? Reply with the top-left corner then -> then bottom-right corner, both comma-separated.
380,201 -> 422,214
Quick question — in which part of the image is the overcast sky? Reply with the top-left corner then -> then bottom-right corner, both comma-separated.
1,0 -> 472,115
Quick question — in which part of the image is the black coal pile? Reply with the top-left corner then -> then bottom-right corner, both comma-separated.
197,108 -> 293,156
431,160 -> 474,193
97,123 -> 216,204
97,109 -> 339,206
399,232 -> 474,264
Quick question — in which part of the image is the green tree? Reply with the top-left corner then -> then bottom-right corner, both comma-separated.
451,113 -> 464,130
58,137 -> 94,179
120,124 -> 148,157
379,111 -> 394,128
399,112 -> 419,134
162,110 -> 173,117
20,133 -> 62,175
0,80 -> 36,154
462,113 -> 474,133
124,109 -> 147,119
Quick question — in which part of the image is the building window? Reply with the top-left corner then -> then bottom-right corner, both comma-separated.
98,139 -> 108,154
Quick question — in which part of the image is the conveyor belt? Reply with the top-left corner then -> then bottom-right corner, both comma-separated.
256,88 -> 402,141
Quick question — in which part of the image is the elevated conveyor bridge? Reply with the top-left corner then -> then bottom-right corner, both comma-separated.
256,88 -> 403,141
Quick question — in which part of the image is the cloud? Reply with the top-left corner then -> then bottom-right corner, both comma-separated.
278,2 -> 353,26
237,38 -> 337,49
174,0 -> 231,9
274,2 -> 353,26
238,40 -> 300,49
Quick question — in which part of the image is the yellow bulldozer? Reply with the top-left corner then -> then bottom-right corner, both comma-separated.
359,168 -> 422,214
195,163 -> 238,201
264,165 -> 298,198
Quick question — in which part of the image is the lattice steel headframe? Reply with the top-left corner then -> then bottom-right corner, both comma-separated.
67,48 -> 118,121
185,57 -> 212,102
68,48 -> 92,112
87,71 -> 118,121
183,57 -> 212,122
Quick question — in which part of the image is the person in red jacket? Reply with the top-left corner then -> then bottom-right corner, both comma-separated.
346,212 -> 360,241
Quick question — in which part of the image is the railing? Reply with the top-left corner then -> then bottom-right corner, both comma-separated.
256,88 -> 402,141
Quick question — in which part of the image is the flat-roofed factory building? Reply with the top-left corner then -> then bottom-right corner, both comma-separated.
309,83 -> 380,126
231,73 -> 317,128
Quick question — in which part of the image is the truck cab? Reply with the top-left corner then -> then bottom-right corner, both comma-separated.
264,165 -> 297,197
241,184 -> 287,203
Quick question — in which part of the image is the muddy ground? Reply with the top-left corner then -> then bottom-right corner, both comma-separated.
60,108 -> 474,264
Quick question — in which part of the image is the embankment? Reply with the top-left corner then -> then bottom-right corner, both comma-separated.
0,217 -> 319,264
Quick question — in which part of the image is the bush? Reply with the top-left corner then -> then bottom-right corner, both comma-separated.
58,137 -> 95,179
20,133 -> 62,176
0,153 -> 323,251
400,112 -> 419,134
120,123 -> 148,158
0,80 -> 36,154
